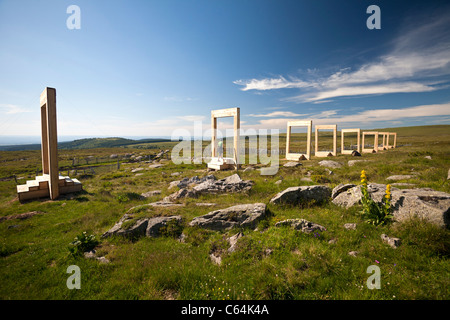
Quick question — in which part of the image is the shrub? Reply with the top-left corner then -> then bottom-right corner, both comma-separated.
360,170 -> 393,226
68,231 -> 99,256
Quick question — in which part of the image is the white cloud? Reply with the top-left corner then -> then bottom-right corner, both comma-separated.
1,104 -> 31,114
234,11 -> 450,103
241,103 -> 450,130
248,111 -> 307,118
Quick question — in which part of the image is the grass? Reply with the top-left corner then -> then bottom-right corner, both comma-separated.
0,125 -> 449,300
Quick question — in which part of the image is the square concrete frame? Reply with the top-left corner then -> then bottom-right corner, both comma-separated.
341,128 -> 361,154
210,107 -> 240,169
388,132 -> 397,148
286,120 -> 312,160
362,131 -> 379,153
315,124 -> 337,157
378,132 -> 390,150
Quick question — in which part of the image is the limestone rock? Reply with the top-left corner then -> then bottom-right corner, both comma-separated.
193,174 -> 253,195
331,184 -> 356,199
275,218 -> 326,234
283,161 -> 302,168
386,175 -> 415,181
332,184 -> 450,227
318,160 -> 342,169
381,234 -> 402,249
189,203 -> 267,231
102,215 -> 182,239
344,223 -> 357,230
163,188 -> 198,202
140,190 -> 161,198
146,216 -> 183,238
348,160 -> 369,167
227,232 -> 244,253
131,167 -> 144,173
269,185 -> 332,205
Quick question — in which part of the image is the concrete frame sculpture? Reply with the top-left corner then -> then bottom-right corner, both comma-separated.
341,128 -> 361,154
388,132 -> 397,148
362,131 -> 379,153
315,124 -> 337,157
208,107 -> 240,170
377,132 -> 390,150
286,120 -> 312,160
16,87 -> 82,202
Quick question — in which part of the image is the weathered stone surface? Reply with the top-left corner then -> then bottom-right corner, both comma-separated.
390,183 -> 415,187
275,218 -> 326,233
344,223 -> 357,230
348,251 -> 358,257
332,184 -> 450,227
163,188 -> 198,202
332,183 -> 387,209
102,214 -> 182,239
381,234 -> 402,249
447,168 -> 450,180
243,166 -> 255,172
332,184 -> 357,199
318,160 -> 342,169
275,180 -> 283,185
149,164 -> 163,169
227,232 -> 244,253
189,203 -> 267,231
348,160 -> 369,167
140,190 -> 161,198
269,185 -> 332,205
193,174 -> 253,195
386,175 -> 415,181
146,216 -> 182,238
131,167 -> 144,173
283,162 -> 302,168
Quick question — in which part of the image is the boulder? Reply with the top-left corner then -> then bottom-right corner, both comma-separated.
269,185 -> 332,205
331,184 -> 356,199
318,160 -> 342,169
332,184 -> 450,227
163,188 -> 197,202
275,218 -> 326,234
146,216 -> 183,237
386,175 -> 415,181
283,162 -> 302,168
102,214 -> 182,239
193,174 -> 253,195
189,203 -> 267,231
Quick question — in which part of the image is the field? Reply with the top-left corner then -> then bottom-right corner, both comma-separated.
0,125 -> 449,300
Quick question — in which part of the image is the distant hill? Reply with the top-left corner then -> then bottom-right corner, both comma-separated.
0,137 -> 173,151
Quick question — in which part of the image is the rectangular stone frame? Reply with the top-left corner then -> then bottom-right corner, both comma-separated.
388,132 -> 397,148
362,131 -> 379,153
315,124 -> 337,157
378,132 -> 390,150
341,128 -> 361,154
210,107 -> 240,169
286,120 -> 312,160
40,87 -> 59,200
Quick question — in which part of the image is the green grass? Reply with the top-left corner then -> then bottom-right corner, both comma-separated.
0,125 -> 449,300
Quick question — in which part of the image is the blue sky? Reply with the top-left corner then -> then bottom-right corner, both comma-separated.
0,0 -> 449,141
